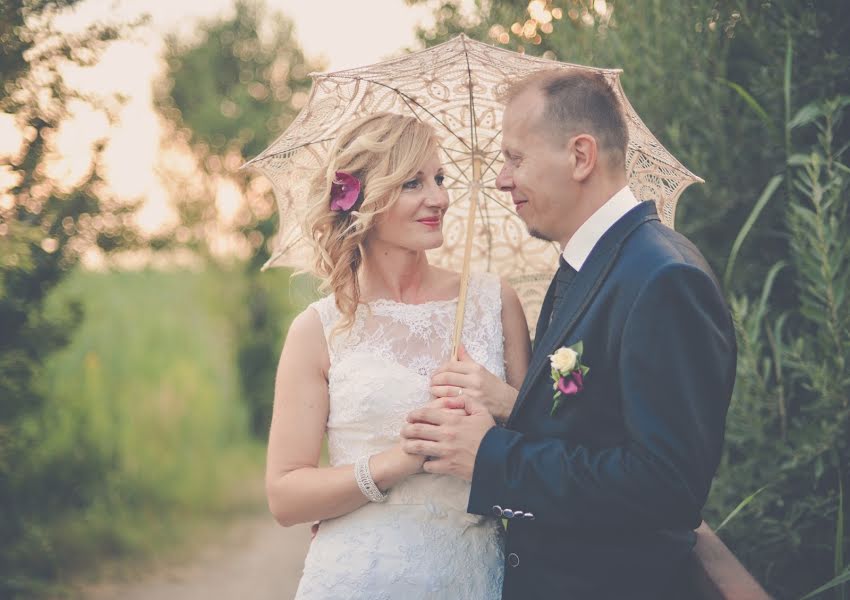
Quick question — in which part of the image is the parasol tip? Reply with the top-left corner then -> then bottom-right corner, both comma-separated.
239,156 -> 259,171
260,247 -> 287,272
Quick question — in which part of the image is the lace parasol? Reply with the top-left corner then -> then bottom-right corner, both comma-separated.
243,34 -> 703,341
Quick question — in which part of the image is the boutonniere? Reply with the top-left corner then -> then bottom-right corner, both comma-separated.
549,341 -> 590,416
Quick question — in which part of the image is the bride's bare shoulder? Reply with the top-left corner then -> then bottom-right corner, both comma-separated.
290,304 -> 324,333
279,304 -> 329,368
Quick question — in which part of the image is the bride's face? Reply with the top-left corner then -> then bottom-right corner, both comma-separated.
370,152 -> 449,252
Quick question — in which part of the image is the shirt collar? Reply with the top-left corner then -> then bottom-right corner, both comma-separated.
562,186 -> 639,271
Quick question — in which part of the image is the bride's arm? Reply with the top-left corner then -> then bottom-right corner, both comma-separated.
265,307 -> 423,527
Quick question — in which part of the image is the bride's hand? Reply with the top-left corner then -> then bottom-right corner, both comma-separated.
393,444 -> 428,476
371,444 -> 427,485
383,398 -> 467,480
430,344 -> 517,424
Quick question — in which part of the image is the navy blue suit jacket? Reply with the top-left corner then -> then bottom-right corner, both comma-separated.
468,202 -> 736,599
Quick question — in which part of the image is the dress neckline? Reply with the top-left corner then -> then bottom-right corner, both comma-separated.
320,273 -> 488,312
365,295 -> 459,309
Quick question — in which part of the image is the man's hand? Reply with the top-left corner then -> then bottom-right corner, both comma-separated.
430,345 -> 518,424
400,397 -> 496,481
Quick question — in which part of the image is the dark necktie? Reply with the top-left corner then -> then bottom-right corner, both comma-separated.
533,256 -> 579,348
550,256 -> 577,324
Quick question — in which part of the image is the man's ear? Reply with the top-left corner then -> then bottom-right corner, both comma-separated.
570,134 -> 598,182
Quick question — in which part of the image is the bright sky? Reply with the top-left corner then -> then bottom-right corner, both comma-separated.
14,0 -> 436,239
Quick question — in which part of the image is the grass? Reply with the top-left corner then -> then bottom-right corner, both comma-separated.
7,267 -> 276,597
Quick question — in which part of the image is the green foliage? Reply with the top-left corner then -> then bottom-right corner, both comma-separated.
1,1 -> 146,594
235,268 -> 308,437
714,485 -> 768,533
155,0 -> 323,436
801,568 -> 850,600
708,98 -> 850,599
154,0 -> 321,257
2,268 -> 263,597
157,0 -> 317,162
723,174 -> 783,290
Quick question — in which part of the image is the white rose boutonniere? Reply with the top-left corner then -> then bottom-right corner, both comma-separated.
548,341 -> 590,416
549,347 -> 578,373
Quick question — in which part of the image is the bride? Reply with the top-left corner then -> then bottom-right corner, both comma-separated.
264,112 -> 531,598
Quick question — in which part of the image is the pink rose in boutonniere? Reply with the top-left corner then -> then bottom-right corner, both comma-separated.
549,341 -> 590,416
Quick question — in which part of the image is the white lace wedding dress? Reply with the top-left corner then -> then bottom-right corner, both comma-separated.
293,272 -> 506,599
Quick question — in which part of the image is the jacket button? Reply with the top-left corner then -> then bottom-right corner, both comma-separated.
508,552 -> 520,567
524,512 -> 535,520
513,511 -> 524,518
503,509 -> 514,518
492,505 -> 503,517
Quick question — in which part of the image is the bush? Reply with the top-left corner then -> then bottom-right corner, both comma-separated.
1,268 -> 263,597
707,97 -> 850,599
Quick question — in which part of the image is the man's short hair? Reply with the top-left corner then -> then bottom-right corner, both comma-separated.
504,69 -> 629,168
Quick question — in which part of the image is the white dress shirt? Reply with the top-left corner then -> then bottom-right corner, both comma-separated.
562,186 -> 639,271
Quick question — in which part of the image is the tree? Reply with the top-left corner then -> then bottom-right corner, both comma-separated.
0,1 -> 143,595
155,0 -> 323,436
407,0 -> 850,297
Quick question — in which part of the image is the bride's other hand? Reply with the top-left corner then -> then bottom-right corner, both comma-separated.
372,444 -> 427,479
371,397 -> 468,484
381,398 -> 465,479
430,344 -> 518,424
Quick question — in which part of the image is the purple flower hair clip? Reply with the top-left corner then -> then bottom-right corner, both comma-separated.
330,171 -> 362,213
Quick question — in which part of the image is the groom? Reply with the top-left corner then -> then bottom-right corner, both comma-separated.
401,70 -> 736,599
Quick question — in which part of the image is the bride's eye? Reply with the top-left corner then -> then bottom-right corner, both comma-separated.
435,174 -> 445,186
402,178 -> 422,190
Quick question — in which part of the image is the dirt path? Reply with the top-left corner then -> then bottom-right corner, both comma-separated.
81,515 -> 312,600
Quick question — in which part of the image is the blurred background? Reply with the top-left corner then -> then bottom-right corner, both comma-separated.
1,1 -> 848,598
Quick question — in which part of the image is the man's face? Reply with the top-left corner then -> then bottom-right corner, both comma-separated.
495,89 -> 575,246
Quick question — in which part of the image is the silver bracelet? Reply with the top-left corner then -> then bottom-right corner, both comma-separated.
354,455 -> 388,503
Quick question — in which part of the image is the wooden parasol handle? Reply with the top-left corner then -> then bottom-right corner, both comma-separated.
451,156 -> 482,360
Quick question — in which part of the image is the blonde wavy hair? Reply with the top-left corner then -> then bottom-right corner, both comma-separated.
302,113 -> 441,333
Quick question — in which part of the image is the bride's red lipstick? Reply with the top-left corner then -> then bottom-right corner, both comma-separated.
417,216 -> 441,227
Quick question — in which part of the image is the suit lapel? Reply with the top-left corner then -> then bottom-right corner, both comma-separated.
507,202 -> 660,427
